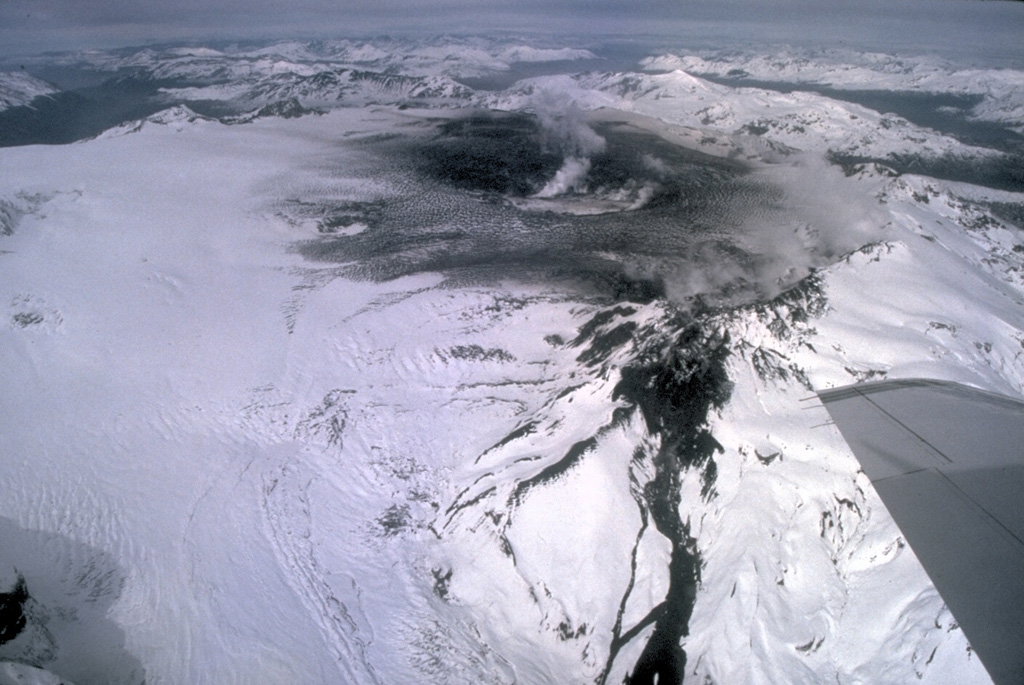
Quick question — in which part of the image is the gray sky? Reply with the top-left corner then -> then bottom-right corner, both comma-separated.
1,0 -> 1023,62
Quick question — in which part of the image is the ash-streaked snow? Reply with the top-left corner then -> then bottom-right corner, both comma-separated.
1,34 -> 1023,685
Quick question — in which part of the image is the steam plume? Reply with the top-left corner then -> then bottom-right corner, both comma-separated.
529,89 -> 606,198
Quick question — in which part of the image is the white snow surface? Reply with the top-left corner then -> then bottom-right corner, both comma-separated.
2,39 -> 1023,685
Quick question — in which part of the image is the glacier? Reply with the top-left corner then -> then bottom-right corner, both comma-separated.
1,34 -> 1022,684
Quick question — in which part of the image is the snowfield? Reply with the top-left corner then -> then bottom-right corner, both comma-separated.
1,36 -> 1022,684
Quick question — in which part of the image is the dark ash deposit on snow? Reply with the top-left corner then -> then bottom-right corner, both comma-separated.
294,110 -> 774,304
290,110 -> 772,683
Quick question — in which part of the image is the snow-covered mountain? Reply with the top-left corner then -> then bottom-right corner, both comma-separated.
10,37 -> 596,114
40,38 -> 598,79
1,36 -> 1022,684
0,72 -> 58,112
639,49 -> 1024,147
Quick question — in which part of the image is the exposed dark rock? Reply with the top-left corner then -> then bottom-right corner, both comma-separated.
0,573 -> 29,645
608,322 -> 733,685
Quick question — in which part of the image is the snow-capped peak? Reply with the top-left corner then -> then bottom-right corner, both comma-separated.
91,104 -> 214,139
0,72 -> 58,112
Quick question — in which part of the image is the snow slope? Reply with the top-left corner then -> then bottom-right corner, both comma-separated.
2,38 -> 1023,684
0,72 -> 57,112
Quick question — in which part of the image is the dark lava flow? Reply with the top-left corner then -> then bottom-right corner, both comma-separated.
608,323 -> 731,684
295,110 -> 770,302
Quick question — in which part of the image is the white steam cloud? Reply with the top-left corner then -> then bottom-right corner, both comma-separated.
517,95 -> 889,307
528,89 -> 606,198
653,153 -> 890,309
535,156 -> 593,197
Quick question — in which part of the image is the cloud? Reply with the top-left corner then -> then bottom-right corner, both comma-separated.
535,157 -> 592,197
526,89 -> 607,197
650,153 -> 890,310
531,90 -> 606,158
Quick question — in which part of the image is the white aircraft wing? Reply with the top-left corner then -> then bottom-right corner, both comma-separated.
818,379 -> 1024,685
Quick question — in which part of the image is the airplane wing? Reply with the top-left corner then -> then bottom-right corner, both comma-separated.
817,379 -> 1024,685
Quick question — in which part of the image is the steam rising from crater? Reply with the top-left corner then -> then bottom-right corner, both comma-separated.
312,111 -> 888,311
535,156 -> 592,197
649,154 -> 890,309
532,91 -> 607,160
529,90 -> 607,198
